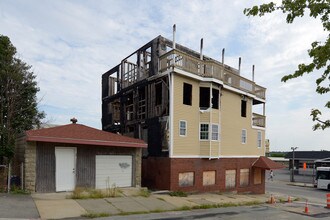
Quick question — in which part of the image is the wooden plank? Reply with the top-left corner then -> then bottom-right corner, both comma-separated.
36,143 -> 55,192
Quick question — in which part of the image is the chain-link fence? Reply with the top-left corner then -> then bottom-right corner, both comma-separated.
0,164 -> 8,192
0,162 -> 24,192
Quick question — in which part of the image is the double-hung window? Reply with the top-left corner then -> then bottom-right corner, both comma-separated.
257,131 -> 262,148
211,124 -> 219,141
179,120 -> 187,136
200,123 -> 209,140
241,129 -> 247,144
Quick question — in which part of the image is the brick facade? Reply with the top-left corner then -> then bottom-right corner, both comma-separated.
142,157 -> 265,194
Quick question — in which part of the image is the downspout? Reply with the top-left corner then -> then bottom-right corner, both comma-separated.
168,70 -> 174,158
209,83 -> 212,159
218,86 -> 221,159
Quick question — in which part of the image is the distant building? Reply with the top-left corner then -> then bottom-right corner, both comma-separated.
285,151 -> 330,175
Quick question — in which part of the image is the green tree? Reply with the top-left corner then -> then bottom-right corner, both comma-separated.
0,35 -> 45,162
244,0 -> 330,130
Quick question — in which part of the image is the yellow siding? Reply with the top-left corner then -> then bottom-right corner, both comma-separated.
171,73 -> 264,158
172,74 -> 221,157
172,74 -> 200,156
220,90 -> 264,156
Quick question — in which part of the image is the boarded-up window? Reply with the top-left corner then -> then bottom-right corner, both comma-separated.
179,172 -> 194,187
254,168 -> 262,184
225,170 -> 236,189
203,171 -> 216,186
240,169 -> 249,187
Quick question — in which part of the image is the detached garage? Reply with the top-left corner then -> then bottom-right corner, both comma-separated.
14,119 -> 147,192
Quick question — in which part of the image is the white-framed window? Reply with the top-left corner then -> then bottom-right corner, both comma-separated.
200,123 -> 209,140
241,129 -> 247,144
257,131 -> 262,148
179,120 -> 187,136
211,124 -> 219,141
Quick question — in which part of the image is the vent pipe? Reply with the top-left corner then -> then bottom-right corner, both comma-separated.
238,57 -> 241,74
173,24 -> 176,49
252,65 -> 255,82
200,38 -> 203,60
70,117 -> 78,124
221,48 -> 225,65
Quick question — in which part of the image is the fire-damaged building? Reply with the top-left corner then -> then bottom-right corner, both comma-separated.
102,28 -> 280,194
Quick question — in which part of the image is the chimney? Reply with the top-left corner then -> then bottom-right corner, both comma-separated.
70,117 -> 78,124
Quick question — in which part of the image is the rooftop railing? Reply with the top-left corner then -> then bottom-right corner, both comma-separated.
159,49 -> 266,100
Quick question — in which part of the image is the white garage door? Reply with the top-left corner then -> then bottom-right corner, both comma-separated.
95,155 -> 132,189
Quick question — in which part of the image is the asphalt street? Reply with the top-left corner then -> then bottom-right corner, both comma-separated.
0,193 -> 39,219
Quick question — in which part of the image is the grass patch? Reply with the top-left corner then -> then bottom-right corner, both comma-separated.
278,198 -> 287,203
151,208 -> 165,213
169,191 -> 188,197
174,206 -> 192,211
10,185 -> 30,195
118,211 -> 150,216
193,204 -> 217,209
69,186 -> 121,199
174,200 -> 263,212
294,197 -> 300,201
81,212 -> 110,218
137,188 -> 150,197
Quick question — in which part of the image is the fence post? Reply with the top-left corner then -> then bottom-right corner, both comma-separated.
7,162 -> 11,193
21,162 -> 24,190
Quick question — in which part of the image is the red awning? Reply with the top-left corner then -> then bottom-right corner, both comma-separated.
252,156 -> 285,170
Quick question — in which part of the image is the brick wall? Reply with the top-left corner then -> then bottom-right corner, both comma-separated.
142,157 -> 171,190
142,157 -> 265,194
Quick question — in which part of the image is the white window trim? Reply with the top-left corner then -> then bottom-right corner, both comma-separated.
257,130 -> 262,148
179,120 -> 187,137
241,129 -> 247,144
211,123 -> 219,141
199,123 -> 209,141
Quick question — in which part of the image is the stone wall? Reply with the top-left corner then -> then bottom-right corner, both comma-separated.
24,142 -> 36,192
134,148 -> 142,187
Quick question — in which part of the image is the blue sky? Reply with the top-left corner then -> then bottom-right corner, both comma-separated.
1,0 -> 329,151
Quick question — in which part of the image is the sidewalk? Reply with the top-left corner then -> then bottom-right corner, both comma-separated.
30,188 -> 292,219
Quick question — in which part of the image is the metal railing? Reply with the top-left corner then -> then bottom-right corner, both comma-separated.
159,49 -> 266,100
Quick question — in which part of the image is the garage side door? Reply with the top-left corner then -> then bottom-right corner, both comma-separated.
95,155 -> 132,189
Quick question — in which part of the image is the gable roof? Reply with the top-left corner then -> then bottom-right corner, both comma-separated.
285,151 -> 330,160
252,156 -> 285,170
26,123 -> 147,148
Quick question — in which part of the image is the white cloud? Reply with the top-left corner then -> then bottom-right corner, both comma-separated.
0,0 -> 329,151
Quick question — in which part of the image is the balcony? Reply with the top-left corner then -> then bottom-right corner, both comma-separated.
252,113 -> 266,128
159,49 -> 266,100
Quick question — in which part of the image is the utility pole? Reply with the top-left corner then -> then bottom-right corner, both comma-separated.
291,147 -> 298,182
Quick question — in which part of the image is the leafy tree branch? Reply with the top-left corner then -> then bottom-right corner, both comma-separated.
244,0 -> 330,130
